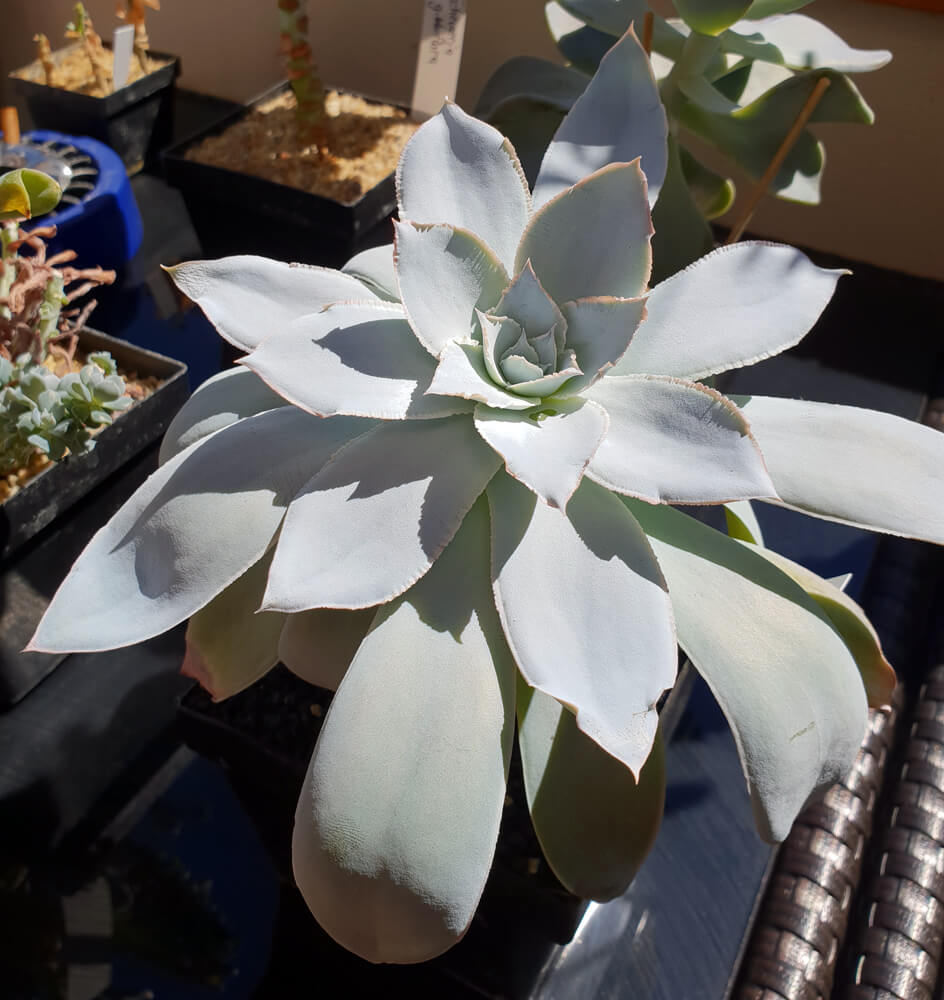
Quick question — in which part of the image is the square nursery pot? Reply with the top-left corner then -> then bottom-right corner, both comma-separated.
177,662 -> 695,997
10,45 -> 180,172
161,83 -> 401,267
0,328 -> 188,705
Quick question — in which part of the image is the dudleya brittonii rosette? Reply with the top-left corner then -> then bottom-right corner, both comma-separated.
30,28 -> 943,964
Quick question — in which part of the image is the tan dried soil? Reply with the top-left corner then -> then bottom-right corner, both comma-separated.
12,43 -> 171,98
184,90 -> 419,206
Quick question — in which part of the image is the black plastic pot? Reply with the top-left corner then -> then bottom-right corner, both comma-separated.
0,328 -> 188,705
10,46 -> 180,172
161,83 -> 400,267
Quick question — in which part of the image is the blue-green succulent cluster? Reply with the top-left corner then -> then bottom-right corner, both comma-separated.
0,351 -> 129,476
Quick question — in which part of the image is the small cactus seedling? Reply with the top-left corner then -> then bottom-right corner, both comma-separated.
65,3 -> 110,95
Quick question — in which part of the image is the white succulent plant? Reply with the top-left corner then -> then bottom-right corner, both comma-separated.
30,29 -> 942,965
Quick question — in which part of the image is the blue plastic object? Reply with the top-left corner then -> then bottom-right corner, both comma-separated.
26,130 -> 142,271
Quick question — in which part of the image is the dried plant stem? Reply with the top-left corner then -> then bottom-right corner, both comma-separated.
66,4 -> 110,95
277,0 -> 328,149
726,76 -> 831,244
34,34 -> 57,87
117,0 -> 161,76
641,12 -> 654,57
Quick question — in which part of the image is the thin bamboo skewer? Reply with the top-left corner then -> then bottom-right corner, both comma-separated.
725,76 -> 831,244
641,11 -> 654,56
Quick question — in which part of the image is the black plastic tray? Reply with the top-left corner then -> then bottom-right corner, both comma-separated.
161,82 -> 400,265
0,327 -> 188,561
11,46 -> 180,171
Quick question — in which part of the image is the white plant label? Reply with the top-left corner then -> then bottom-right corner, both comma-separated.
411,0 -> 467,122
112,25 -> 135,89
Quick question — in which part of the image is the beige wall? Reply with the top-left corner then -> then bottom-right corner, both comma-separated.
2,1 -> 941,281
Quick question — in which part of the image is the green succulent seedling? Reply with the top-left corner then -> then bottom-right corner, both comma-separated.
0,168 -> 62,223
476,0 -> 890,280
0,169 -> 122,478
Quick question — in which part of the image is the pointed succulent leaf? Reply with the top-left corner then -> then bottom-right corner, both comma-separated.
518,679 -> 666,899
519,162 -> 653,306
278,608 -> 375,692
264,417 -> 503,612
744,0 -> 815,16
292,498 -> 516,963
474,398 -> 608,510
725,499 -> 765,545
745,544 -> 896,709
475,55 -> 590,120
615,242 -> 843,381
546,2 -> 616,72
585,375 -> 776,504
159,366 -> 289,464
627,500 -> 868,842
396,101 -> 531,273
533,27 -> 668,209
678,72 -> 739,114
560,296 -> 649,392
677,70 -> 874,203
489,474 -> 677,777
494,262 -> 565,336
182,549 -> 285,701
166,257 -> 378,352
733,395 -> 944,545
428,341 -> 539,410
678,143 -> 735,219
342,244 -> 399,301
673,0 -> 753,35
29,408 -> 368,653
394,222 -> 509,357
725,15 -> 892,73
553,0 -> 645,35
0,168 -> 61,220
242,302 -> 471,421
650,138 -> 718,285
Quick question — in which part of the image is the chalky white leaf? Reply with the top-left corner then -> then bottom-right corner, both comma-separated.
745,544 -> 896,708
489,474 -> 676,777
428,341 -> 538,411
615,243 -> 845,381
474,399 -> 608,510
342,244 -> 398,301
627,500 -> 868,842
159,367 -> 289,465
518,162 -> 653,305
182,550 -> 284,701
559,295 -> 648,392
166,256 -> 378,352
243,302 -> 472,421
518,679 -> 666,899
264,417 -> 502,611
278,608 -> 375,692
394,222 -> 509,357
396,101 -> 531,272
734,396 -> 944,545
585,376 -> 777,504
29,408 -> 368,652
293,499 -> 516,963
533,25 -> 668,208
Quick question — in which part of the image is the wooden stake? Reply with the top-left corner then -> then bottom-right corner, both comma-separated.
726,76 -> 831,244
0,107 -> 20,146
641,12 -> 654,56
